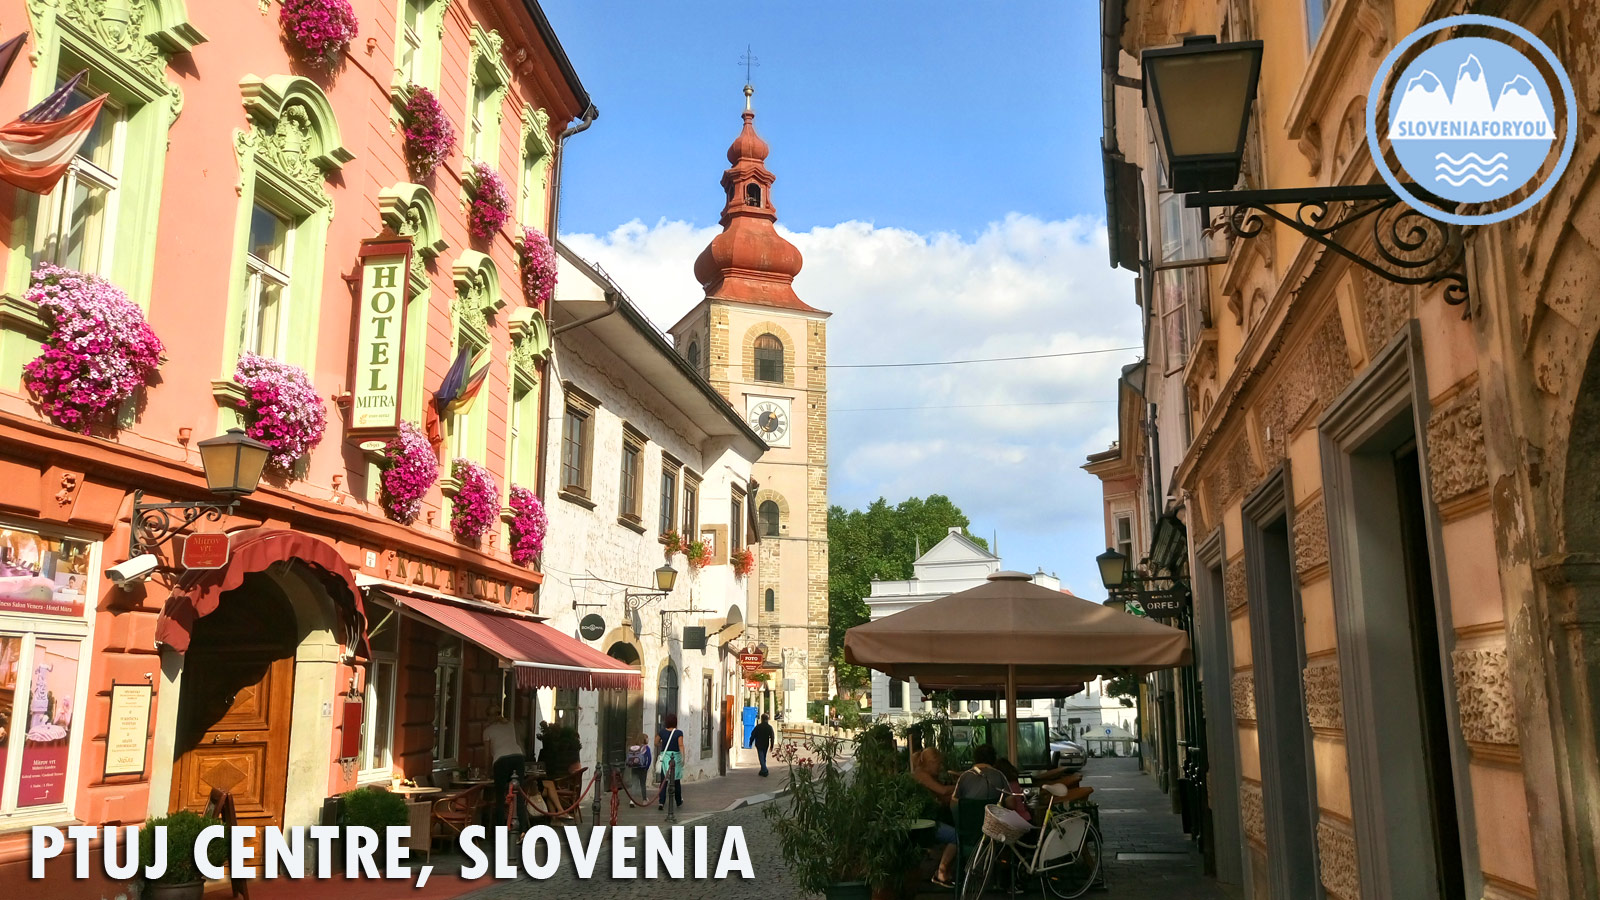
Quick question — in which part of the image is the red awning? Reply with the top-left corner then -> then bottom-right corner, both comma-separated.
392,594 -> 640,691
157,528 -> 368,657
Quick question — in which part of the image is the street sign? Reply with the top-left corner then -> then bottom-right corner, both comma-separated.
745,680 -> 762,692
579,614 -> 605,641
1141,594 -> 1188,620
1105,727 -> 1113,736
182,533 -> 230,570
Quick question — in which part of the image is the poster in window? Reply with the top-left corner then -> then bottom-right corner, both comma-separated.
0,530 -> 90,619
0,636 -> 20,801
19,638 -> 78,806
104,683 -> 152,777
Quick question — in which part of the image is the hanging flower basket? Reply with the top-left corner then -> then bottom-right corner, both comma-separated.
378,421 -> 438,524
507,486 -> 548,566
449,458 -> 498,540
233,353 -> 327,473
519,226 -> 558,306
662,530 -> 684,557
22,265 -> 164,434
467,162 -> 512,240
280,0 -> 359,65
402,85 -> 456,179
685,540 -> 711,570
732,547 -> 755,578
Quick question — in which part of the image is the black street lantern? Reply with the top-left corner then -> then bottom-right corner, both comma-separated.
1142,36 -> 1264,193
128,427 -> 272,559
196,427 -> 272,497
654,564 -> 679,593
1096,547 -> 1129,592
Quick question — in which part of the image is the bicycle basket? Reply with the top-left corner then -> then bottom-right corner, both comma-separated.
983,804 -> 1032,843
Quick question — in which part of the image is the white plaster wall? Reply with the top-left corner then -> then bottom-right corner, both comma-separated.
540,333 -> 757,782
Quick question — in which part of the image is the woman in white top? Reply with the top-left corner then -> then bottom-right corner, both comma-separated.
483,714 -> 524,829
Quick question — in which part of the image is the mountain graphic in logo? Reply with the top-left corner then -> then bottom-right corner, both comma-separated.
1383,36 -> 1560,204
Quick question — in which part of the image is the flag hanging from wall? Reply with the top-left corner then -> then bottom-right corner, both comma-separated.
425,345 -> 487,445
0,72 -> 106,194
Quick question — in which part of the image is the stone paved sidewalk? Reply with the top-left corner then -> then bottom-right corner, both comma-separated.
1083,757 -> 1242,900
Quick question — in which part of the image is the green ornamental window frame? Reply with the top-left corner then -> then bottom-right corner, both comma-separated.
378,182 -> 447,424
462,23 -> 511,174
214,75 -> 350,411
519,104 -> 554,229
445,250 -> 497,473
389,0 -> 450,105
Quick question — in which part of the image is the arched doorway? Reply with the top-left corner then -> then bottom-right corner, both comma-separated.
169,565 -> 340,837
656,663 -> 679,735
599,642 -> 642,769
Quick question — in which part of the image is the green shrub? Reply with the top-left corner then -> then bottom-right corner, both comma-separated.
342,785 -> 409,829
139,810 -> 226,885
807,699 -> 826,723
835,697 -> 863,730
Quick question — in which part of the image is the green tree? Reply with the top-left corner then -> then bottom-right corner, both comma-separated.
829,495 -> 988,692
1105,674 -> 1140,708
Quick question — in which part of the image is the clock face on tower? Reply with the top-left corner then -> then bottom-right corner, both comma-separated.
747,398 -> 791,447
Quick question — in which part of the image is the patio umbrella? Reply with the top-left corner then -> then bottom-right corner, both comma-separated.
845,570 -> 1192,764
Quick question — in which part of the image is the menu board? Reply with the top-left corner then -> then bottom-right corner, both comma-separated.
105,683 -> 152,777
0,530 -> 90,619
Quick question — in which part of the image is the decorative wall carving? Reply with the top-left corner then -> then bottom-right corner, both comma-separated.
1225,558 -> 1248,613
1240,780 -> 1265,846
1212,433 -> 1261,512
1303,660 -> 1343,731
1294,495 -> 1329,578
30,0 -> 207,120
1358,268 -> 1412,356
1453,647 -> 1519,745
1427,383 -> 1489,509
1232,671 -> 1256,721
1316,817 -> 1360,900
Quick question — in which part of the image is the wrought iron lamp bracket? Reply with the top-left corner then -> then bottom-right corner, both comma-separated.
129,489 -> 238,558
1187,183 -> 1469,314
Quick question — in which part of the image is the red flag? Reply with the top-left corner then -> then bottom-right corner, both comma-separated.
0,93 -> 105,194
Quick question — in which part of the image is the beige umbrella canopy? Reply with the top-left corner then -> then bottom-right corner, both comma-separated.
844,570 -> 1192,763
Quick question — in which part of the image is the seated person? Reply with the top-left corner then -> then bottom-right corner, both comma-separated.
955,744 -> 1015,809
993,758 -> 1030,824
911,747 -> 958,889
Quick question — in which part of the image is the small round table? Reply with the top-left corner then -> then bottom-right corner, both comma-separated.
909,818 -> 938,848
391,785 -> 442,798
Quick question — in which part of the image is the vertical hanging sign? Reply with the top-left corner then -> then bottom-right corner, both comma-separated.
348,235 -> 415,450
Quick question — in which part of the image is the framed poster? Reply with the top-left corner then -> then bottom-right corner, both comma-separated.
104,683 -> 152,777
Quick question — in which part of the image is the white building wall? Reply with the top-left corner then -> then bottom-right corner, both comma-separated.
539,336 -> 756,783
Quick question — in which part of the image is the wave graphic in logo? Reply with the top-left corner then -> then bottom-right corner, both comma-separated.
1381,34 -> 1563,205
1434,151 -> 1509,186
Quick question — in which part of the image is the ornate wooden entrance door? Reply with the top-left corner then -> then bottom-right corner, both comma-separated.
170,576 -> 297,841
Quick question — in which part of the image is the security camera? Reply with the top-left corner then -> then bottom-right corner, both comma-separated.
105,554 -> 159,588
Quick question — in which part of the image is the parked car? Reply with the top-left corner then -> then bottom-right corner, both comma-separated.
1050,737 -> 1088,771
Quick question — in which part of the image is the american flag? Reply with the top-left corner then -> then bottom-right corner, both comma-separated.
0,71 -> 107,194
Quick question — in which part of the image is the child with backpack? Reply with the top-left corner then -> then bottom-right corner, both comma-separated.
626,732 -> 652,805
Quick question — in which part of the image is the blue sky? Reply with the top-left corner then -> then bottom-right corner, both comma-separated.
544,1 -> 1141,601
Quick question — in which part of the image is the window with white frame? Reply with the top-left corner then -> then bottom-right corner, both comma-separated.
358,612 -> 399,779
1116,515 -> 1134,562
241,203 -> 293,359
398,0 -> 425,86
432,637 -> 462,768
0,525 -> 94,822
888,677 -> 905,710
33,78 -> 123,276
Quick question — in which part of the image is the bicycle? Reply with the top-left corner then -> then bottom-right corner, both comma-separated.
960,782 -> 1102,900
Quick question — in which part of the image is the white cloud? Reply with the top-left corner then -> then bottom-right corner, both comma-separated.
562,214 -> 1140,596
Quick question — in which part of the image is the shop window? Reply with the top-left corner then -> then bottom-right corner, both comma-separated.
31,79 -> 123,277
432,638 -> 462,768
359,612 -> 399,779
753,333 -> 784,383
0,525 -> 94,820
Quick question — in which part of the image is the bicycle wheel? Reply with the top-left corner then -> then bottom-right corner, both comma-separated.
1041,824 -> 1101,899
961,839 -> 995,900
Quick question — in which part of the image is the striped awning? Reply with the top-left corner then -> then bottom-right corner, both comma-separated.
378,591 -> 640,691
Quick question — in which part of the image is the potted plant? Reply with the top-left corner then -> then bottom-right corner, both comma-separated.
662,529 -> 684,556
139,810 -> 227,900
766,726 -> 924,899
538,721 -> 582,774
732,547 -> 755,578
342,785 -> 409,831
685,539 -> 711,569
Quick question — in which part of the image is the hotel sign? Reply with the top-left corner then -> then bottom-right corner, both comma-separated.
347,235 -> 415,450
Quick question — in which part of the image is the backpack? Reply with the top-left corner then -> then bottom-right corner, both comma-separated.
626,744 -> 647,768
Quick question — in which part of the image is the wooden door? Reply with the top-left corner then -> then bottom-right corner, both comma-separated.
171,575 -> 298,840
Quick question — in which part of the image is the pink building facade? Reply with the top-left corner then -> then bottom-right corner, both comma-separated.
0,1 -> 594,892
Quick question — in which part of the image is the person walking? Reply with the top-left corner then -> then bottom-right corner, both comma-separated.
626,732 -> 652,806
656,713 -> 685,811
751,713 -> 775,776
482,713 -> 525,830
